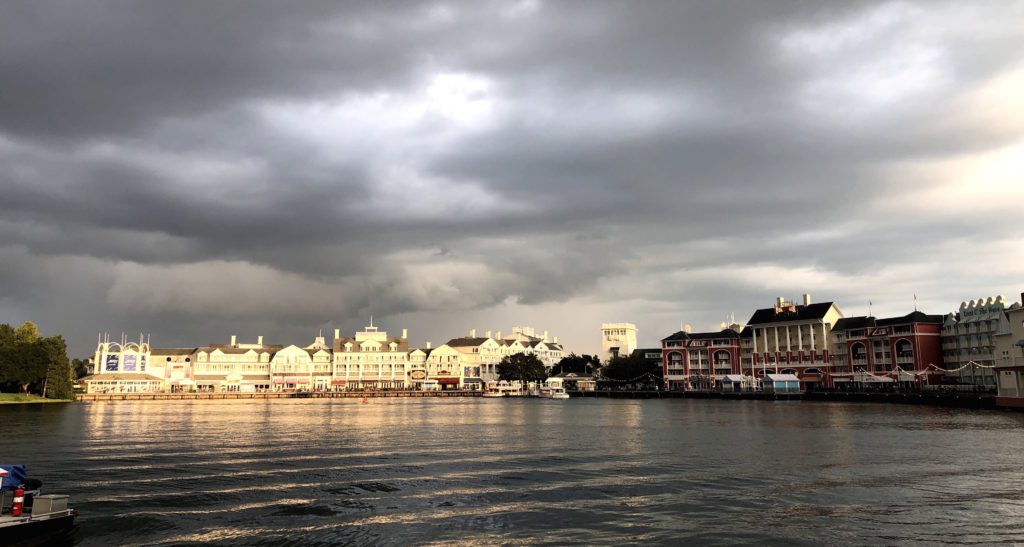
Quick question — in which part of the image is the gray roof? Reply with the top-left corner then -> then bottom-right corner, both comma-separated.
447,337 -> 492,347
747,302 -> 835,325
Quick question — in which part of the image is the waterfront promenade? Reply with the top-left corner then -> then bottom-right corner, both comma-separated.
77,390 -> 483,402
76,388 -> 998,409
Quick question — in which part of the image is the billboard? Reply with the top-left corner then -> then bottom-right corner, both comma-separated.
123,355 -> 137,372
139,355 -> 147,372
463,366 -> 481,378
105,354 -> 119,372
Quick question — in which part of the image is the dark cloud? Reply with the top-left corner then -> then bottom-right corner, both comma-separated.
1,1 -> 1022,355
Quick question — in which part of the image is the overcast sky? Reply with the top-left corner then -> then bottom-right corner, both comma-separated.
2,1 -> 1022,357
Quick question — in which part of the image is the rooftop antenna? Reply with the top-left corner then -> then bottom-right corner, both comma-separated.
868,299 -> 873,317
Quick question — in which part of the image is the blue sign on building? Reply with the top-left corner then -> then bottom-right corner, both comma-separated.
123,355 -> 137,372
105,354 -> 119,372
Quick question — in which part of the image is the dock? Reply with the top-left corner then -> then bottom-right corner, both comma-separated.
77,390 -> 482,402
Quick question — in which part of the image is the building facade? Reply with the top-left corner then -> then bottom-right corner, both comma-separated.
332,324 -> 410,389
601,323 -> 637,361
746,294 -> 843,390
941,296 -> 1011,388
661,328 -> 742,391
994,294 -> 1024,407
831,311 -> 945,387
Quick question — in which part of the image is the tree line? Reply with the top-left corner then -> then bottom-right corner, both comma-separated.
496,351 -> 663,389
0,321 -> 76,399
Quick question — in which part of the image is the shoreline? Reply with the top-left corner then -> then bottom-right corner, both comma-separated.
77,390 -> 483,401
0,394 -> 73,404
73,389 -> 1000,410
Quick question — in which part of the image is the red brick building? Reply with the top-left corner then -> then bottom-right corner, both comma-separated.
830,311 -> 946,387
661,328 -> 742,391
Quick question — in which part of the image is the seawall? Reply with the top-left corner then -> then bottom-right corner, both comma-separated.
77,390 -> 482,402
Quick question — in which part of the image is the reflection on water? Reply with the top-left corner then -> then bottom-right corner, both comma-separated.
4,399 -> 1024,546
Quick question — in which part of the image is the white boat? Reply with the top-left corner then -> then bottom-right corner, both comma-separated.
482,386 -> 505,398
539,386 -> 570,399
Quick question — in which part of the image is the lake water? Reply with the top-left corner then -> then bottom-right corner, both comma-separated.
5,398 -> 1024,546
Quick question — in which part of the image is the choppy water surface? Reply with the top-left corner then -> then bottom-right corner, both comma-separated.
5,398 -> 1024,546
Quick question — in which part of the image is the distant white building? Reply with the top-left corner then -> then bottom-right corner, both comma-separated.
601,323 -> 637,361
332,321 -> 411,390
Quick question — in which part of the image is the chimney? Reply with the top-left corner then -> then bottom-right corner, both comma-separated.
427,341 -> 432,349
554,336 -> 558,344
543,330 -> 549,341
402,328 -> 408,339
230,335 -> 237,347
470,328 -> 476,338
685,324 -> 691,333
496,331 -> 501,339
776,297 -> 784,308
485,330 -> 491,338
257,335 -> 263,345
803,293 -> 811,306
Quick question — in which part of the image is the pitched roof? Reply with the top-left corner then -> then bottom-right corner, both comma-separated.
835,311 -> 945,331
747,302 -> 835,325
876,311 -> 945,326
833,316 -> 876,331
446,337 -> 491,347
661,328 -> 741,342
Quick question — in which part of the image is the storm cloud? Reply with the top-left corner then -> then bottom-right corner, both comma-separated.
1,1 -> 1022,356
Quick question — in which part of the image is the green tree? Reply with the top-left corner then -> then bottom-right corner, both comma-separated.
551,353 -> 600,375
0,323 -> 73,397
497,353 -> 547,385
14,321 -> 40,344
71,358 -> 91,379
0,324 -> 14,347
41,336 -> 73,400
1,341 -> 48,393
600,352 -> 663,388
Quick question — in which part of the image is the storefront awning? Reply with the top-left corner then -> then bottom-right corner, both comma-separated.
331,380 -> 347,385
436,378 -> 459,385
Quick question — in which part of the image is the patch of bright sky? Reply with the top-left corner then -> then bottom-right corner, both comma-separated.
255,71 -> 500,164
255,71 -> 512,219
882,140 -> 1024,217
780,1 -> 952,120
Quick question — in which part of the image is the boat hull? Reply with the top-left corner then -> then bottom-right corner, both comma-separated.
1,512 -> 77,547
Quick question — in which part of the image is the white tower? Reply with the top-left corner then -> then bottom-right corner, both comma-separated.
601,323 -> 637,361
